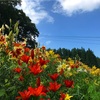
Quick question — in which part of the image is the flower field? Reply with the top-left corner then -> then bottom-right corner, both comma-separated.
0,23 -> 100,100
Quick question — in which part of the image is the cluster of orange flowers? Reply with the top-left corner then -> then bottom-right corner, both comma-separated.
0,25 -> 100,100
0,29 -> 74,100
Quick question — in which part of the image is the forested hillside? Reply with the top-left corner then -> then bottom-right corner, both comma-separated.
47,48 -> 100,68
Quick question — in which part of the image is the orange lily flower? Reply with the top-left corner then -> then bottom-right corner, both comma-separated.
64,80 -> 74,88
29,63 -> 42,75
48,82 -> 61,92
49,73 -> 59,81
20,54 -> 30,64
14,67 -> 22,73
28,85 -> 46,96
16,90 -> 30,100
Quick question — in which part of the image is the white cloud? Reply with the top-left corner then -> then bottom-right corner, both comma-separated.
17,0 -> 54,24
53,0 -> 100,16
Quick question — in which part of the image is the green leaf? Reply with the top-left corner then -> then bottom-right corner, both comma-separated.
14,74 -> 20,79
91,92 -> 100,100
88,84 -> 95,93
8,86 -> 16,91
0,89 -> 5,97
5,79 -> 8,83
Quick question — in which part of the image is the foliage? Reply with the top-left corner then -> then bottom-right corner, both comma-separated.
0,0 -> 39,48
50,47 -> 99,68
0,0 -> 21,7
0,22 -> 100,100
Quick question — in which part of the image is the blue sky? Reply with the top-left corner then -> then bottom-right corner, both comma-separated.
18,0 -> 100,57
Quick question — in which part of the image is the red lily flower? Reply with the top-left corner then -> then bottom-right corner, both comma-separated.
20,54 -> 30,64
64,80 -> 74,88
10,48 -> 22,58
10,51 -> 17,58
49,73 -> 59,81
39,58 -> 49,66
28,85 -> 46,96
29,63 -> 42,75
59,92 -> 66,100
14,67 -> 22,73
16,90 -> 31,100
42,86 -> 48,93
70,64 -> 79,68
16,48 -> 22,55
48,82 -> 61,92
24,47 -> 30,53
0,35 -> 6,44
13,42 -> 26,47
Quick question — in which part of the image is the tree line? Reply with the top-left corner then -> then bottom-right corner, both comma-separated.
47,48 -> 100,68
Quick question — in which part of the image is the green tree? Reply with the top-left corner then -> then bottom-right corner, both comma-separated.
96,57 -> 100,68
0,0 -> 39,48
56,48 -> 63,58
70,48 -> 78,59
77,48 -> 86,63
0,0 -> 21,6
53,47 -> 100,68
86,49 -> 98,67
60,48 -> 70,59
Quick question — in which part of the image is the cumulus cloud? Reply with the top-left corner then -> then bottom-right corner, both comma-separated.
53,0 -> 100,16
17,0 -> 54,24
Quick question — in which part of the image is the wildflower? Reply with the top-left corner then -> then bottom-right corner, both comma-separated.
49,73 -> 59,81
39,58 -> 49,66
16,90 -> 30,100
64,71 -> 73,77
0,34 -> 6,44
64,80 -> 74,88
24,47 -> 30,53
59,92 -> 66,100
10,48 -> 22,58
42,64 -> 47,69
28,85 -> 46,96
16,48 -> 22,56
20,54 -> 30,64
64,93 -> 73,100
49,50 -> 54,55
62,63 -> 67,69
13,42 -> 25,47
29,63 -> 42,75
92,66 -> 97,70
48,82 -> 61,92
42,86 -> 48,93
14,67 -> 22,73
59,93 -> 73,100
